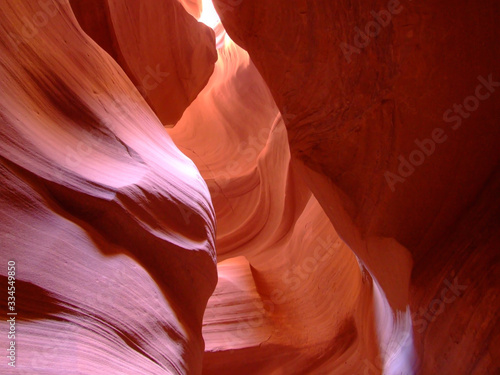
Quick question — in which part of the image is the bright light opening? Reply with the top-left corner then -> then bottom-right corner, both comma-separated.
198,0 -> 221,29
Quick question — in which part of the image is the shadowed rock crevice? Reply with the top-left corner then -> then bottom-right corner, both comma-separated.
1,0 -> 499,374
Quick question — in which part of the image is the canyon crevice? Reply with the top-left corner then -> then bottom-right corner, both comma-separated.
0,0 -> 498,374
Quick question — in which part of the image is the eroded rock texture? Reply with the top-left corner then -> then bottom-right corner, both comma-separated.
212,0 -> 500,373
1,0 -> 499,374
0,1 -> 216,373
169,36 -> 391,374
69,0 -> 217,125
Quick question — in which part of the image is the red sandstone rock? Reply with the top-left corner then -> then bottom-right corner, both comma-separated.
212,0 -> 500,373
0,1 -> 216,373
70,0 -> 217,125
170,37 -> 388,373
1,0 -> 499,374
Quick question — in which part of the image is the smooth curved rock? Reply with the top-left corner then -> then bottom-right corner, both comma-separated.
70,0 -> 217,125
212,0 -> 500,372
1,0 -> 498,374
0,1 -> 216,373
169,33 -> 408,374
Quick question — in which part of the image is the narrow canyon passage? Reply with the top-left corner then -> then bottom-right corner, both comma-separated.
0,1 -> 498,375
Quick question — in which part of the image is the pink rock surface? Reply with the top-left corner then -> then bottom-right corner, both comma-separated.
170,31 -> 409,374
211,0 -> 500,373
1,0 -> 499,374
70,0 -> 217,125
0,1 -> 216,373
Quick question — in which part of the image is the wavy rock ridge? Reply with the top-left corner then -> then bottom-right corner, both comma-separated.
1,0 -> 499,374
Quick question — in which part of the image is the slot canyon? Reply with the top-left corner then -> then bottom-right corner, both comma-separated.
0,0 -> 499,374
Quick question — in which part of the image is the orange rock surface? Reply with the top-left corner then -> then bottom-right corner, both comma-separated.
70,0 -> 217,125
1,1 -> 216,373
0,0 -> 498,374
